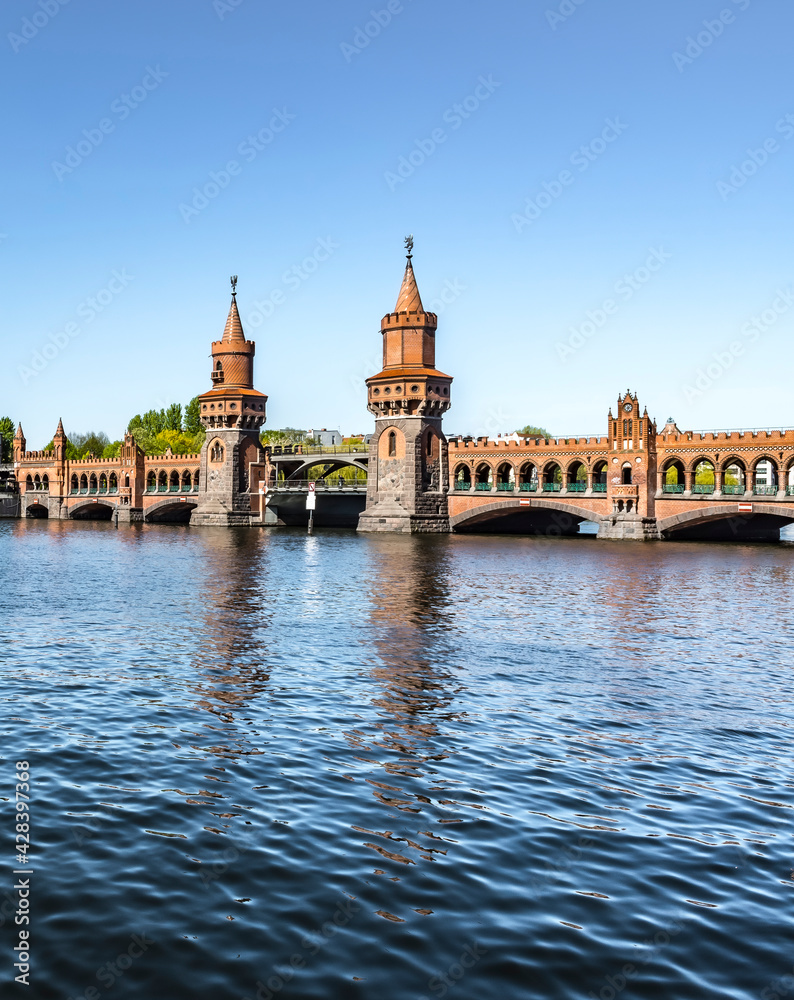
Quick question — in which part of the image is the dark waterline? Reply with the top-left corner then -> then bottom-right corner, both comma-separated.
2,519 -> 793,1000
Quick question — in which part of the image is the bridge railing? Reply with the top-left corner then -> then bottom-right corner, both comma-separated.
266,444 -> 370,457
268,478 -> 367,490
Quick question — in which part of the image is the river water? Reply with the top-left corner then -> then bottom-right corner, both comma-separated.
2,519 -> 793,1000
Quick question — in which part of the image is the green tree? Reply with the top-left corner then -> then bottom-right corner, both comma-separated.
0,416 -> 14,462
261,428 -> 307,446
517,425 -> 551,439
184,396 -> 202,435
164,403 -> 183,431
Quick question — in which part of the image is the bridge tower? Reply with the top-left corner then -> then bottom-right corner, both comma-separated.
191,277 -> 268,527
358,240 -> 452,533
599,390 -> 660,539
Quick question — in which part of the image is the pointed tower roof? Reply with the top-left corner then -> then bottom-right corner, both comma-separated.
54,418 -> 65,439
15,422 -> 24,438
221,275 -> 246,344
394,257 -> 424,313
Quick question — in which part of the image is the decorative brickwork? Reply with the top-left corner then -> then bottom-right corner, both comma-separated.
358,244 -> 452,533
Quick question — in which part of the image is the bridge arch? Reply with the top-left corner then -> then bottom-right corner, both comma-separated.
69,498 -> 116,521
657,503 -> 794,542
25,499 -> 48,518
451,497 -> 601,535
144,498 -> 198,523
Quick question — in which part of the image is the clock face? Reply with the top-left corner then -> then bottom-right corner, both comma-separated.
623,403 -> 632,413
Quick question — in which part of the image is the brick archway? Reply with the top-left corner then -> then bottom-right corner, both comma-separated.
450,498 -> 603,532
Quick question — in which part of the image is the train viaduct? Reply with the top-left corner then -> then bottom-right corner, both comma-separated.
10,245 -> 794,542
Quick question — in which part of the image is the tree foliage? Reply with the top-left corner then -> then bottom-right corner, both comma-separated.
261,428 -> 306,446
0,416 -> 14,462
184,396 -> 202,435
517,425 -> 551,439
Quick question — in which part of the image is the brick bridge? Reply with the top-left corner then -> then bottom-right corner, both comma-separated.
8,248 -> 794,542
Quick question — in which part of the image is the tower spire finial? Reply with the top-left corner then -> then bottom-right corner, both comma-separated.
404,234 -> 413,260
230,274 -> 238,298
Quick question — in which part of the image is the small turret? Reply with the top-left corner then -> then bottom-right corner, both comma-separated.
13,423 -> 25,462
53,418 -> 67,463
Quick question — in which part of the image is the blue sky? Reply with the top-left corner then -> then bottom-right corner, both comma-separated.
2,0 -> 792,447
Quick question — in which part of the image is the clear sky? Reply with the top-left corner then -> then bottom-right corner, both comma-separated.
3,0 -> 793,447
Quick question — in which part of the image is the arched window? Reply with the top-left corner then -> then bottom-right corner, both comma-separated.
662,459 -> 685,493
158,471 -> 168,492
475,463 -> 492,490
193,470 -> 200,490
496,463 -> 514,490
42,474 -> 49,491
109,473 -> 118,493
592,460 -> 608,492
542,463 -> 562,491
89,474 -> 97,494
70,474 -> 78,494
170,471 -> 180,492
454,463 -> 472,490
26,475 -> 33,490
182,470 -> 192,491
80,474 -> 88,493
33,474 -> 41,489
147,471 -> 156,492
519,462 -> 538,491
388,431 -> 396,457
99,473 -> 108,493
621,463 -> 633,485
721,460 -> 745,495
567,461 -> 587,491
210,441 -> 224,463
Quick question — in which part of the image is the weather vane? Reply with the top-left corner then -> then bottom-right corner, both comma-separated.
230,274 -> 238,296
404,234 -> 414,259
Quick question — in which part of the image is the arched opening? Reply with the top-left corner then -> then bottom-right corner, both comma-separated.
786,461 -> 794,496
542,463 -> 561,492
721,460 -> 746,495
475,463 -> 493,490
42,474 -> 49,491
496,462 -> 515,491
99,473 -> 108,494
25,475 -> 33,490
210,440 -> 224,463
70,474 -> 78,494
79,474 -> 88,494
454,463 -> 472,490
71,502 -> 114,522
592,460 -> 608,492
621,463 -> 633,486
26,501 -> 48,519
567,461 -> 587,492
662,458 -> 685,493
158,471 -> 168,493
388,431 -> 396,457
170,471 -> 180,492
89,473 -> 98,494
752,458 -> 778,495
181,470 -> 192,491
146,471 -> 157,492
193,470 -> 200,490
109,473 -> 118,493
33,474 -> 41,489
692,459 -> 715,494
519,462 -> 538,492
